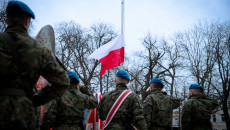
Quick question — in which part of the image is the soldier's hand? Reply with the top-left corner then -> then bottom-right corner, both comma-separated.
77,83 -> 82,89
80,86 -> 91,95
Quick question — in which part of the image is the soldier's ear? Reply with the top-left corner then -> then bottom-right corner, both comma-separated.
150,85 -> 153,90
115,78 -> 117,83
127,80 -> 129,84
5,18 -> 8,24
192,90 -> 195,95
25,18 -> 31,29
189,89 -> 194,96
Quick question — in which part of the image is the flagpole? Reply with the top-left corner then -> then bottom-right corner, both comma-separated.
120,0 -> 124,70
121,0 -> 124,35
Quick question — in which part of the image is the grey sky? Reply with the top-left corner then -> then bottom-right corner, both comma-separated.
19,0 -> 230,54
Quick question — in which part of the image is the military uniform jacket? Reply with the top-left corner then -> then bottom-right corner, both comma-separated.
143,89 -> 180,129
41,85 -> 98,130
182,94 -> 218,130
0,24 -> 69,129
98,83 -> 148,130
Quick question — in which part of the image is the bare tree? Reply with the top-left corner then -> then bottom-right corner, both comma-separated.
174,20 -> 230,129
212,21 -> 230,129
160,39 -> 184,96
129,33 -> 182,100
174,21 -> 217,95
0,0 -> 8,33
55,21 -> 117,92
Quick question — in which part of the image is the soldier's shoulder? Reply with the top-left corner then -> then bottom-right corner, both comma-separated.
127,92 -> 142,103
185,98 -> 196,106
24,35 -> 49,53
76,91 -> 89,99
148,92 -> 160,99
24,35 -> 39,46
101,91 -> 113,99
145,93 -> 154,100
102,91 -> 110,96
60,91 -> 72,98
166,95 -> 178,100
0,34 -> 9,51
143,94 -> 155,104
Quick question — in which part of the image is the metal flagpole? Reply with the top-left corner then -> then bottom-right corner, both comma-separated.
120,0 -> 125,69
121,0 -> 125,35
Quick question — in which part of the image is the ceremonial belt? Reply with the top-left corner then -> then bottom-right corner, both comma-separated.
103,90 -> 132,129
0,88 -> 27,96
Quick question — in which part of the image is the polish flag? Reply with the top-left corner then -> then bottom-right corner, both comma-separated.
85,92 -> 103,130
88,34 -> 125,75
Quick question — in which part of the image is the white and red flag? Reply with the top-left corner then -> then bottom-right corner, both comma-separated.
88,34 -> 125,75
85,92 -> 103,130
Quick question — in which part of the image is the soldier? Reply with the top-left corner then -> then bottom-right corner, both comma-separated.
98,70 -> 148,130
143,78 -> 180,130
181,84 -> 218,130
0,1 -> 70,129
41,71 -> 98,130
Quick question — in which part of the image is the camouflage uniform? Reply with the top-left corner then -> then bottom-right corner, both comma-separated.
143,89 -> 180,130
0,24 -> 70,129
98,83 -> 148,130
41,85 -> 98,130
181,94 -> 218,130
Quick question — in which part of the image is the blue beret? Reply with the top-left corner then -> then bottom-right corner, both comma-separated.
7,1 -> 35,19
116,70 -> 130,81
189,84 -> 203,92
150,78 -> 164,87
68,71 -> 80,83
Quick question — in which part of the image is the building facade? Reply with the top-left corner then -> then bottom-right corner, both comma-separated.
211,98 -> 230,130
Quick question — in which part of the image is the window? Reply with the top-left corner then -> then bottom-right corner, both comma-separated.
212,114 -> 216,122
221,114 -> 225,122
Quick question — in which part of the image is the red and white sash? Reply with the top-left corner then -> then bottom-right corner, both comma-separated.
103,90 -> 132,129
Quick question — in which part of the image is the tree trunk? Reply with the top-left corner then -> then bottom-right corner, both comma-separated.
223,89 -> 230,130
106,70 -> 109,92
100,75 -> 103,94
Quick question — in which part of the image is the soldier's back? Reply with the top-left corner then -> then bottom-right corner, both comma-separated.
58,89 -> 97,120
182,94 -> 217,130
98,83 -> 148,130
144,89 -> 179,130
0,25 -> 69,129
42,85 -> 97,130
0,26 -> 43,129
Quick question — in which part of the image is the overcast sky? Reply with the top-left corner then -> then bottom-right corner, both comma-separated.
19,0 -> 230,54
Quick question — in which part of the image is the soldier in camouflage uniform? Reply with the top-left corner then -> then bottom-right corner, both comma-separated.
98,70 -> 148,130
41,71 -> 98,130
181,84 -> 218,130
143,78 -> 180,130
0,1 -> 70,129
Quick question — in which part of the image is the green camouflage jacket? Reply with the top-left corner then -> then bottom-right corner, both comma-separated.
41,85 -> 98,130
143,89 -> 180,129
182,94 -> 218,130
98,83 -> 148,130
0,24 -> 69,129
